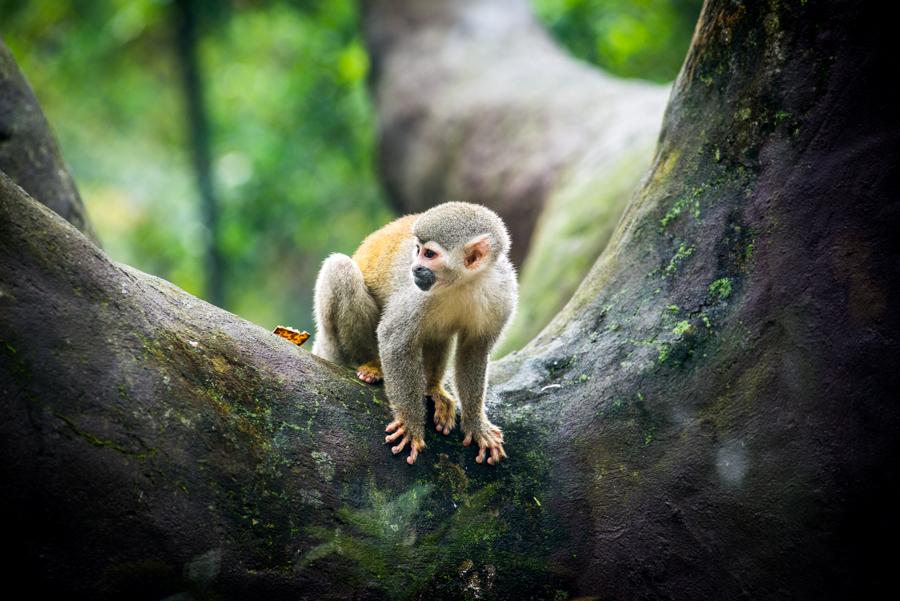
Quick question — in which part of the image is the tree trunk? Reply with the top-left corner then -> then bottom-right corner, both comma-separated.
0,42 -> 98,243
362,0 -> 669,353
2,1 -> 899,600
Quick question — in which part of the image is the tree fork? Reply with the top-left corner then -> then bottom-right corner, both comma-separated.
2,0 -> 899,599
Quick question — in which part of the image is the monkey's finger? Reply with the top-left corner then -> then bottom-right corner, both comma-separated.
386,420 -> 402,433
392,436 -> 409,455
442,424 -> 450,435
407,446 -> 419,465
385,427 -> 406,443
489,445 -> 501,465
499,445 -> 508,460
463,433 -> 473,446
476,446 -> 487,464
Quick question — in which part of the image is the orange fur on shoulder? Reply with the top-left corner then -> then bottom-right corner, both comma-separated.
352,214 -> 417,306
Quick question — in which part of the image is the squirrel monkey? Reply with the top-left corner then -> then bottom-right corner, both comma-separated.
312,202 -> 517,465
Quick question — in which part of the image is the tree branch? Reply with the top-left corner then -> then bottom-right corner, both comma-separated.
362,0 -> 670,351
0,41 -> 98,243
0,173 -> 561,598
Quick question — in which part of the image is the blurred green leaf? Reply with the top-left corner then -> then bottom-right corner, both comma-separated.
532,0 -> 702,82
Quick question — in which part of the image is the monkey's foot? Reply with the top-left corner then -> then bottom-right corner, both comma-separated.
428,388 -> 457,435
385,419 -> 426,465
356,362 -> 383,384
463,423 -> 507,465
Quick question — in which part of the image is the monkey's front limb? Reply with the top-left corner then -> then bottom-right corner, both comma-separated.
378,303 -> 427,465
382,391 -> 427,463
423,339 -> 457,435
384,418 -> 425,465
455,340 -> 507,465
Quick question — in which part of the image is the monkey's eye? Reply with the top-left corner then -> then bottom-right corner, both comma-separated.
424,249 -> 437,259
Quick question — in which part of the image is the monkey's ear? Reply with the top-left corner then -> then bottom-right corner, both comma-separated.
463,234 -> 492,270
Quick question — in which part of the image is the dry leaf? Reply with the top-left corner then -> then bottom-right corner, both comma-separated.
273,325 -> 310,346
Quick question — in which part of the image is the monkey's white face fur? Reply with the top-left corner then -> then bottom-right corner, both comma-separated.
411,234 -> 494,292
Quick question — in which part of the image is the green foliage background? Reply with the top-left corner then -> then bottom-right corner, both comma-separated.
534,0 -> 702,83
1,0 -> 700,333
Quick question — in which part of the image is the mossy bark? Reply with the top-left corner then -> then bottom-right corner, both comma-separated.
2,1 -> 899,599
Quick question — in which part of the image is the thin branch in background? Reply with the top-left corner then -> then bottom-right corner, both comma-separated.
173,0 -> 224,307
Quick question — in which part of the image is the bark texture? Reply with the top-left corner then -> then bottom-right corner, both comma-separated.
0,41 -> 98,243
362,0 -> 669,353
2,1 -> 899,600
493,0 -> 900,597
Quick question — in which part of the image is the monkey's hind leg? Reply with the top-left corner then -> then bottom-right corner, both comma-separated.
312,253 -> 380,382
356,360 -> 383,385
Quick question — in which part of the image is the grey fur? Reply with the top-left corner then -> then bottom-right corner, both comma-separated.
377,287 -> 429,438
455,336 -> 490,435
312,253 -> 380,366
413,202 -> 510,258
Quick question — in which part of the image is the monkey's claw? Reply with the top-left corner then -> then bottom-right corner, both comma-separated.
429,389 -> 457,435
385,419 -> 426,465
463,424 -> 507,465
356,362 -> 383,384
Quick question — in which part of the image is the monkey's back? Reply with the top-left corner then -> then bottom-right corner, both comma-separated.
352,214 -> 418,308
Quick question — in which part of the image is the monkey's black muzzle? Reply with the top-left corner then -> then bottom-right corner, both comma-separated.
412,266 -> 436,291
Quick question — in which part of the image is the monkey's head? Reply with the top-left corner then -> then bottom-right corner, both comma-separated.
410,202 -> 511,292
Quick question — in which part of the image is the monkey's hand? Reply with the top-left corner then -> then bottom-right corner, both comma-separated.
462,419 -> 507,465
385,418 -> 426,465
428,387 -> 457,436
